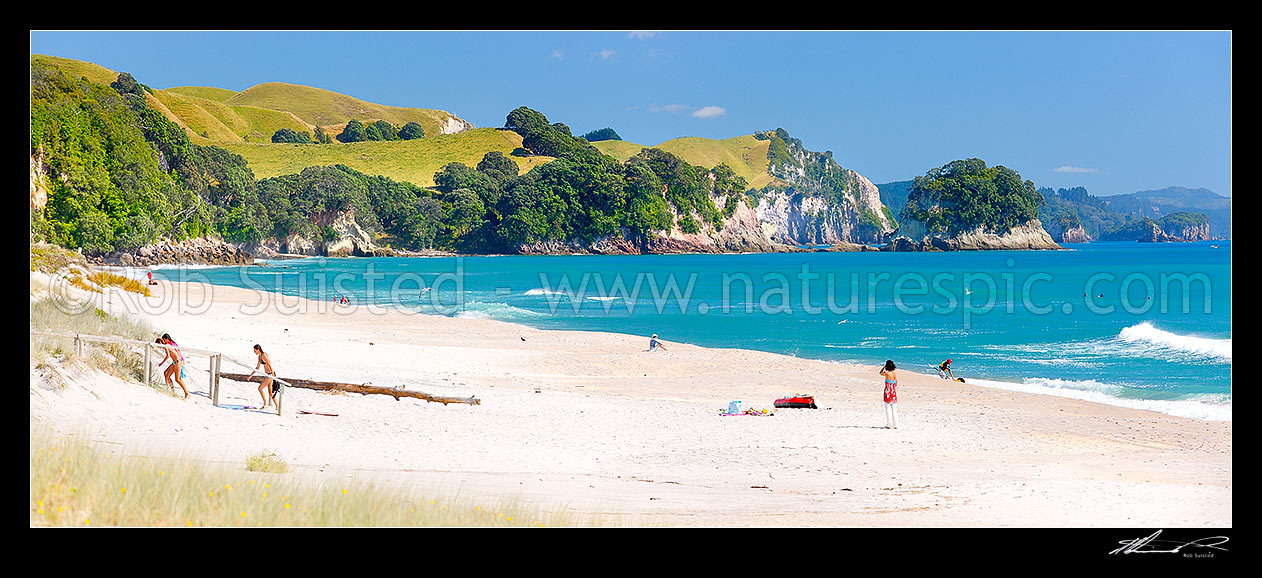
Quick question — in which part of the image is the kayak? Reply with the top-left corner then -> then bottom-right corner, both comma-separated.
774,395 -> 817,409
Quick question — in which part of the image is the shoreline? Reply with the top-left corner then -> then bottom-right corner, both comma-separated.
30,276 -> 1232,526
127,261 -> 1231,423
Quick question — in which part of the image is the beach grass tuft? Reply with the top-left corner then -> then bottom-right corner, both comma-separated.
245,451 -> 289,474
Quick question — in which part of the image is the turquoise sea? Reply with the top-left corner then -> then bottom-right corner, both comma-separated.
155,241 -> 1232,420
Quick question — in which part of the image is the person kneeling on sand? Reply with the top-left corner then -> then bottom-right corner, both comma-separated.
157,334 -> 189,399
648,334 -> 668,352
248,344 -> 279,411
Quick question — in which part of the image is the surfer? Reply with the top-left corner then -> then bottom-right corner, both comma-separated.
248,344 -> 279,410
937,359 -> 954,380
880,360 -> 898,429
648,334 -> 668,352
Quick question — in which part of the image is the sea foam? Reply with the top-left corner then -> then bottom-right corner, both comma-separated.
965,376 -> 1232,421
1117,322 -> 1231,361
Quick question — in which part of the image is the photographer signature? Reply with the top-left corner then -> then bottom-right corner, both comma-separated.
1110,530 -> 1229,555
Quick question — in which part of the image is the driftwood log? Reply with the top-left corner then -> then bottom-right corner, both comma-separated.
218,372 -> 480,406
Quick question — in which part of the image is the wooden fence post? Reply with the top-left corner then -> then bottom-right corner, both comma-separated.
144,343 -> 151,385
212,355 -> 220,406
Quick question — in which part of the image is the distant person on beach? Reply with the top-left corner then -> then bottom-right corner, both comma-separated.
157,334 -> 188,399
880,360 -> 898,429
248,344 -> 279,410
146,270 -> 157,286
937,359 -> 954,380
648,334 -> 667,352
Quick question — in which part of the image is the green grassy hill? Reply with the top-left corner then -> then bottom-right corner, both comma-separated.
593,135 -> 773,188
221,128 -> 553,187
164,85 -> 238,102
222,82 -> 459,139
30,54 -> 117,85
32,55 -> 787,193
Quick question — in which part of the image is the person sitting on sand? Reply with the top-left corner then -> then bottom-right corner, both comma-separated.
157,334 -> 188,399
937,359 -> 954,380
248,344 -> 279,410
648,334 -> 667,352
880,360 -> 898,429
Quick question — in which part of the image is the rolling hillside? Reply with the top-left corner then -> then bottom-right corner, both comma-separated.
220,128 -> 553,187
220,82 -> 467,140
32,55 -> 823,197
594,135 -> 773,188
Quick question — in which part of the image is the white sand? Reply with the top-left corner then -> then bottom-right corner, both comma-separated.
29,278 -> 1232,527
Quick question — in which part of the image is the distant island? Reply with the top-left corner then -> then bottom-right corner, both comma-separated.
880,182 -> 1230,244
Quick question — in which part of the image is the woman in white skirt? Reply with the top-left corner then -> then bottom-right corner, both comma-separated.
879,360 -> 898,429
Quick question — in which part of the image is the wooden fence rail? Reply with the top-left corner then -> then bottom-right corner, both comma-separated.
217,372 -> 480,406
31,330 -> 479,414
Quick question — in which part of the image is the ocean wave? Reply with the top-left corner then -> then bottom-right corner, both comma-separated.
523,288 -> 567,297
1117,322 -> 1231,361
453,301 -> 546,320
965,376 -> 1232,421
586,296 -> 622,302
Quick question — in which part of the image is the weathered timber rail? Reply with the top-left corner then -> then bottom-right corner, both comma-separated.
217,372 -> 480,406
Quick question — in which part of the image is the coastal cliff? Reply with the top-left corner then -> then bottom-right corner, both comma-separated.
884,218 -> 1061,251
89,237 -> 254,267
1101,213 -> 1212,242
252,208 -> 396,257
754,129 -> 896,245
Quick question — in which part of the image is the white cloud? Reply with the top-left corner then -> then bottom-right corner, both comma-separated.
691,106 -> 727,119
650,104 -> 689,114
628,31 -> 660,40
549,49 -> 564,60
1053,166 -> 1101,174
598,49 -> 615,60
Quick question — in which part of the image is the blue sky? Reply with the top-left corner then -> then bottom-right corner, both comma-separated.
30,30 -> 1232,196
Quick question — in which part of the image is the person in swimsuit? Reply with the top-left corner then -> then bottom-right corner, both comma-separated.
248,344 -> 278,410
879,359 -> 898,429
157,334 -> 189,399
938,359 -> 955,380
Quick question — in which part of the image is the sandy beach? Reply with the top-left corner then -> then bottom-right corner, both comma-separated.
29,276 -> 1232,527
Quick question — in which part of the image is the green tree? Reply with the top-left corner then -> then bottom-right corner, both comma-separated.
313,125 -> 328,144
337,119 -> 367,143
580,127 -> 622,142
442,188 -> 486,241
271,128 -> 313,144
398,121 -> 424,140
476,151 -> 519,183
373,120 -> 398,141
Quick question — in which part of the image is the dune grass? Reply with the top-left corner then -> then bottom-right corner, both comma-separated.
30,428 -> 601,527
221,128 -> 553,187
30,243 -> 84,274
29,295 -> 159,387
